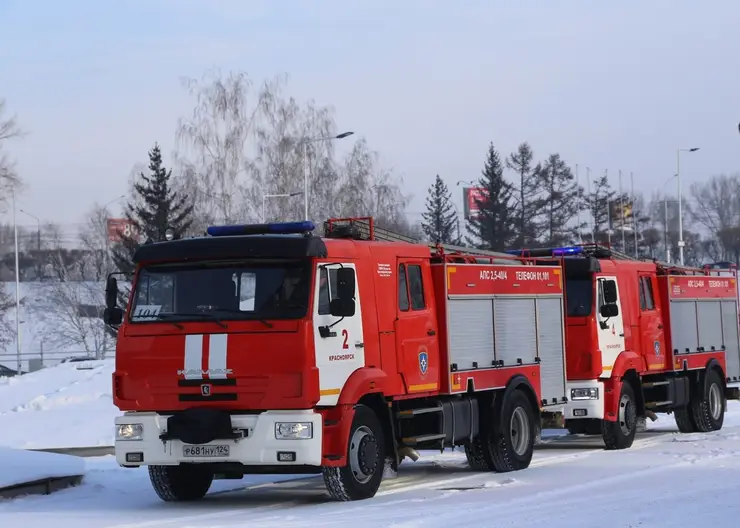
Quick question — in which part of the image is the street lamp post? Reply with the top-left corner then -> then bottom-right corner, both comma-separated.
262,192 -> 304,223
11,190 -> 21,373
302,131 -> 354,221
662,174 -> 678,262
19,208 -> 41,278
676,147 -> 700,265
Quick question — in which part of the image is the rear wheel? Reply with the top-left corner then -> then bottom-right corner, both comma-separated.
692,368 -> 725,432
674,406 -> 699,432
148,464 -> 214,502
489,389 -> 536,472
323,404 -> 385,501
602,381 -> 637,450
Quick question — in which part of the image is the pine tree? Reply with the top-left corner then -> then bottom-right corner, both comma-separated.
111,143 -> 194,275
506,142 -> 542,245
586,172 -> 617,243
421,175 -> 460,244
535,153 -> 584,245
466,142 -> 516,251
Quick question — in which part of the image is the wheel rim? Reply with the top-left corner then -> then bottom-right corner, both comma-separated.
709,382 -> 722,421
349,425 -> 378,484
618,393 -> 636,437
510,406 -> 530,456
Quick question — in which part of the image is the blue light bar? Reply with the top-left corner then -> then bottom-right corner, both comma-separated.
506,246 -> 584,257
552,246 -> 584,256
207,221 -> 316,237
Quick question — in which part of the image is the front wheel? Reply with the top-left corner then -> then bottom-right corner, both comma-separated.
323,404 -> 385,501
602,381 -> 638,450
149,464 -> 214,502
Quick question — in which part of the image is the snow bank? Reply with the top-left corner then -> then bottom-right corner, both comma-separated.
0,447 -> 85,489
0,360 -> 117,449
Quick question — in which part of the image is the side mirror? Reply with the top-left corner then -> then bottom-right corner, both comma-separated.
105,276 -> 119,310
600,303 -> 619,318
602,280 -> 618,304
330,267 -> 356,317
335,267 -> 356,301
103,307 -> 123,325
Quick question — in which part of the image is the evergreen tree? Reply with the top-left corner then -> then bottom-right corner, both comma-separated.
421,175 -> 460,244
112,143 -> 194,275
506,142 -> 542,245
586,172 -> 617,243
466,142 -> 516,251
535,153 -> 584,245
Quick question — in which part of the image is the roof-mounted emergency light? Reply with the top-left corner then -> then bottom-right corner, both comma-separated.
506,246 -> 584,258
206,221 -> 316,237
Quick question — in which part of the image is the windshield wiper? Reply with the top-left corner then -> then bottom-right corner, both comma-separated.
210,308 -> 274,328
153,312 -> 228,329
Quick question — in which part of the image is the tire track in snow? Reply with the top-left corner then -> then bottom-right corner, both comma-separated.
102,433 -> 671,528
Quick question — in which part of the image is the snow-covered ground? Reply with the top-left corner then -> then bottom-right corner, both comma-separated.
0,359 -> 117,449
1,362 -> 740,526
0,447 -> 85,489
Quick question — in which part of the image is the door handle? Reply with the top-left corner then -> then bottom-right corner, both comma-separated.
427,329 -> 436,336
355,342 -> 365,349
619,333 -> 625,337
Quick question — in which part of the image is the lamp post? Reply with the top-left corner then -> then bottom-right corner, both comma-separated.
676,147 -> 699,265
11,190 -> 21,373
303,131 -> 354,221
262,192 -> 304,223
662,174 -> 678,262
19,208 -> 41,278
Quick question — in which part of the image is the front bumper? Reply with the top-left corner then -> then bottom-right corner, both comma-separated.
115,410 -> 323,467
563,380 -> 605,420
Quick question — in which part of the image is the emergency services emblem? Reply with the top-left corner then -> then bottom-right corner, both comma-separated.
200,384 -> 212,397
418,351 -> 429,376
654,341 -> 661,358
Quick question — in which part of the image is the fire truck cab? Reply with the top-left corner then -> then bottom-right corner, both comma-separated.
104,218 -> 568,503
509,244 -> 740,449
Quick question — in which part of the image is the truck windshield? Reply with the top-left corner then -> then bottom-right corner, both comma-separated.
565,278 -> 593,317
129,260 -> 311,323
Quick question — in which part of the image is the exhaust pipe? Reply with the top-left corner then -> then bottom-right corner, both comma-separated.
398,446 -> 420,462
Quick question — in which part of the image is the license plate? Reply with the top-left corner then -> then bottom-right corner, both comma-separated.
182,445 -> 230,458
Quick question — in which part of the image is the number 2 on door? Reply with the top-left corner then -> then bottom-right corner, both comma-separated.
341,329 -> 349,349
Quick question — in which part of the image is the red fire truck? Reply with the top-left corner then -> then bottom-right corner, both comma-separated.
104,217 -> 569,502
507,245 -> 740,448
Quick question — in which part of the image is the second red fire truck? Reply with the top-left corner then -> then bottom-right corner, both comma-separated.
103,216 -> 739,503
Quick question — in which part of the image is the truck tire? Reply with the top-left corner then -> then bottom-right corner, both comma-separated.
601,381 -> 637,450
692,368 -> 725,432
323,404 -> 385,501
489,389 -> 536,472
464,435 -> 494,471
148,464 -> 214,502
674,406 -> 699,433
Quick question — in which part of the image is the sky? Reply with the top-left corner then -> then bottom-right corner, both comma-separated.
1,0 -> 739,235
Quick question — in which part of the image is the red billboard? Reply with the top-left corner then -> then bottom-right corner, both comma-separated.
107,218 -> 140,243
462,187 -> 488,220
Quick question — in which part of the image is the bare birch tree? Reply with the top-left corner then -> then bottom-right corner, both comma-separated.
174,69 -> 282,229
0,98 -> 24,350
34,227 -> 112,358
78,203 -> 113,280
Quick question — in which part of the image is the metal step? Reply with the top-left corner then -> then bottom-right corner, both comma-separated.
645,400 -> 673,409
401,434 -> 446,446
642,381 -> 670,389
396,406 -> 443,418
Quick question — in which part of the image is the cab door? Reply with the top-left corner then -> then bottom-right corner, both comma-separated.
596,276 -> 626,378
394,259 -> 440,394
638,274 -> 667,370
313,263 -> 365,406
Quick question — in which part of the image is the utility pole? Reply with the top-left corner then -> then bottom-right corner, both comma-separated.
676,147 -> 700,266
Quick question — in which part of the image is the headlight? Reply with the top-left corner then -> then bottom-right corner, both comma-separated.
571,387 -> 599,400
116,423 -> 144,441
275,422 -> 313,440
